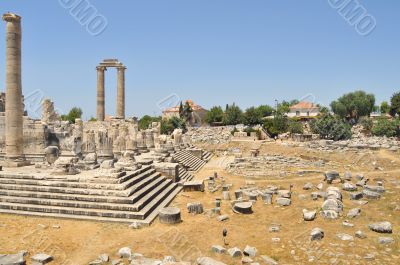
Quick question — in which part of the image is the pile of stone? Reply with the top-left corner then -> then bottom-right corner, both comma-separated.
226,154 -> 327,178
185,126 -> 234,144
296,136 -> 400,152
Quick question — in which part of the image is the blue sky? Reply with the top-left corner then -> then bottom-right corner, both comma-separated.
0,0 -> 399,119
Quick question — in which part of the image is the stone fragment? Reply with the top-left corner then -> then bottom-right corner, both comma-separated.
320,210 -> 338,219
342,182 -> 357,192
276,198 -> 291,206
302,209 -> 316,221
187,202 -> 204,214
268,224 -> 280,233
350,192 -> 363,200
31,253 -> 53,265
336,233 -> 353,241
378,237 -> 395,245
324,171 -> 339,184
217,215 -> 229,222
368,222 -> 392,233
321,198 -> 343,212
118,247 -> 132,259
234,202 -> 253,214
243,245 -> 257,258
228,247 -> 242,257
355,231 -> 366,239
342,220 -> 354,227
347,208 -> 361,218
0,253 -> 25,265
362,189 -> 381,199
303,183 -> 313,190
310,228 -> 324,241
211,245 -> 226,254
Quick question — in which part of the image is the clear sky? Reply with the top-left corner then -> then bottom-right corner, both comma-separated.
0,0 -> 399,119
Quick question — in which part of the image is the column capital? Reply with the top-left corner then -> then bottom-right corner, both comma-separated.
117,66 -> 127,71
96,66 -> 107,71
2,13 -> 21,22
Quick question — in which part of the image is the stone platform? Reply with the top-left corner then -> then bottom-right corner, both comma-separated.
0,165 -> 181,224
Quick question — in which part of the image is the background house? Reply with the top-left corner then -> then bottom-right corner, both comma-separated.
287,101 -> 320,118
162,100 -> 208,126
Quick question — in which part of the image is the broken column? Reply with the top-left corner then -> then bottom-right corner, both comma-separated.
96,66 -> 106,121
116,66 -> 126,119
2,13 -> 29,167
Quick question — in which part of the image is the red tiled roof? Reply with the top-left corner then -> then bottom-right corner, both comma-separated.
290,101 -> 319,110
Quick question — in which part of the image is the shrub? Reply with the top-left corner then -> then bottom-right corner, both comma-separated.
288,120 -> 304,134
160,117 -> 187,135
60,107 -> 82,124
371,118 -> 400,137
359,117 -> 373,131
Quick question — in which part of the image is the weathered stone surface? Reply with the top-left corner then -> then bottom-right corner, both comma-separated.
321,198 -> 343,212
320,210 -> 339,219
368,222 -> 392,233
0,253 -> 25,265
324,171 -> 339,184
243,245 -> 257,258
378,237 -> 395,245
342,182 -> 357,192
118,247 -> 132,259
355,230 -> 367,239
227,247 -> 242,257
347,208 -> 361,218
31,253 -> 53,265
362,189 -> 381,199
276,198 -> 291,206
311,191 -> 327,200
303,183 -> 313,190
350,192 -> 363,200
217,215 -> 229,222
302,209 -> 317,221
364,185 -> 385,193
211,245 -> 226,254
336,233 -> 353,241
310,228 -> 324,241
187,202 -> 204,214
234,202 -> 253,214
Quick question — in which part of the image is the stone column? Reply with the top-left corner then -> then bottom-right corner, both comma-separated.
96,66 -> 106,121
116,66 -> 126,119
2,13 -> 28,166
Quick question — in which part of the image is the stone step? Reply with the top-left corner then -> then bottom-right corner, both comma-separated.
138,182 -> 178,219
0,188 -> 132,204
0,185 -> 182,224
0,168 -> 155,191
0,176 -> 169,212
132,179 -> 173,211
125,172 -> 161,197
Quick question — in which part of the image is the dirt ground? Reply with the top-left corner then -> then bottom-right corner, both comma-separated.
0,141 -> 399,265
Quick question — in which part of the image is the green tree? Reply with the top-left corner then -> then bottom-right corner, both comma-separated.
310,114 -> 352,140
88,117 -> 97,122
256,105 -> 274,117
139,115 -> 161,130
263,113 -> 288,137
330,90 -> 375,122
204,106 -> 224,125
243,106 -> 263,126
359,117 -> 373,132
390,92 -> 400,117
380,101 -> 390,114
160,117 -> 187,134
179,101 -> 193,123
223,103 -> 243,125
61,107 -> 82,123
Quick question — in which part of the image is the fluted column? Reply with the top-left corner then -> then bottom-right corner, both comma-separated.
116,66 -> 126,119
96,66 -> 106,121
3,13 -> 26,165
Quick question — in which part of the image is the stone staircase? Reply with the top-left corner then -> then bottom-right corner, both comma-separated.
0,165 -> 181,224
172,150 -> 206,172
178,167 -> 194,184
202,151 -> 213,162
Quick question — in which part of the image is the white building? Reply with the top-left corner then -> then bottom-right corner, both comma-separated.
287,101 -> 320,118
